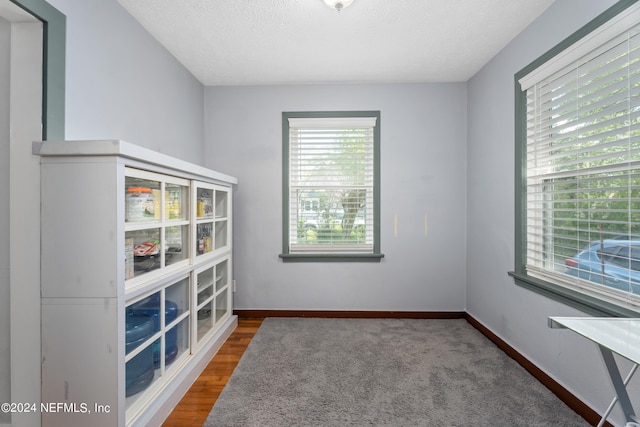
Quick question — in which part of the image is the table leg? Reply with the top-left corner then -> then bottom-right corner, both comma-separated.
599,344 -> 637,423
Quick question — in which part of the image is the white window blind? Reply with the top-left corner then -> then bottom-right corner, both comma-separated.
288,116 -> 376,253
524,13 -> 640,304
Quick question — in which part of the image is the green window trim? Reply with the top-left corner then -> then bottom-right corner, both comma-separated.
281,111 -> 383,262
511,0 -> 640,317
509,272 -> 639,318
279,253 -> 384,262
10,0 -> 65,140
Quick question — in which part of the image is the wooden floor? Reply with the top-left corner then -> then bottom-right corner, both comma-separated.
162,318 -> 262,427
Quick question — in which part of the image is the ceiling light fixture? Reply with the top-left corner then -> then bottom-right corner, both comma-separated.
323,0 -> 354,12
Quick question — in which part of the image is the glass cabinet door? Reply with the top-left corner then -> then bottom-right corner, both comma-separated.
123,170 -> 233,421
125,276 -> 190,412
125,168 -> 190,286
193,256 -> 231,345
195,185 -> 214,257
216,288 -> 229,323
214,189 -> 229,250
214,258 -> 230,323
195,264 -> 214,343
194,182 -> 231,259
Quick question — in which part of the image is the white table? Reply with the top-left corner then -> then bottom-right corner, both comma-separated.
549,316 -> 640,425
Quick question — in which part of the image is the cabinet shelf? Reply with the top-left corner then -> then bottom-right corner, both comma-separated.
37,140 -> 236,427
192,255 -> 231,346
197,281 -> 214,293
125,219 -> 190,231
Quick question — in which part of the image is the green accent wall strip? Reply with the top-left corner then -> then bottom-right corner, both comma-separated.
373,111 -> 381,254
514,0 -> 640,83
10,0 -> 66,140
513,74 -> 527,276
279,253 -> 384,262
509,272 -> 639,318
281,112 -> 291,255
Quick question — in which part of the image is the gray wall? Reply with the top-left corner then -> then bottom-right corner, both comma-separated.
204,83 -> 467,311
0,16 -> 10,425
3,0 -> 634,424
47,0 -> 205,163
0,0 -> 206,422
466,0 -> 638,424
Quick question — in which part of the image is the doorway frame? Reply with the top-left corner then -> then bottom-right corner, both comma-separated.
9,0 -> 64,139
3,2 -> 64,426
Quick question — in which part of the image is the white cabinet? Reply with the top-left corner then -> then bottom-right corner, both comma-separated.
35,140 -> 237,427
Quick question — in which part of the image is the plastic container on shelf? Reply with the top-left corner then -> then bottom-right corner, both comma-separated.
125,314 -> 155,397
129,295 -> 179,367
126,187 -> 155,221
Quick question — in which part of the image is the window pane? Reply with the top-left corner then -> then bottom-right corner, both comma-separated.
285,113 -> 379,255
525,21 -> 640,304
295,189 -> 369,246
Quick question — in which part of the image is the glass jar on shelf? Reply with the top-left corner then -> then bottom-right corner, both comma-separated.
165,183 -> 188,221
196,223 -> 213,256
196,188 -> 213,219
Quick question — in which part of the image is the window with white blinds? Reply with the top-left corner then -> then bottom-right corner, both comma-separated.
519,3 -> 640,308
281,112 -> 381,259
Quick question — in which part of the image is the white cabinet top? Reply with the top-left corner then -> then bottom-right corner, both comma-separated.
33,139 -> 237,185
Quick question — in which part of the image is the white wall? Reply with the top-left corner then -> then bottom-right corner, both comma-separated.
466,0 -> 638,425
0,16 -> 10,426
204,83 -> 467,311
47,0 -> 205,163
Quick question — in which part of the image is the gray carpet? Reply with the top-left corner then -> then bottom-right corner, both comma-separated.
205,318 -> 589,426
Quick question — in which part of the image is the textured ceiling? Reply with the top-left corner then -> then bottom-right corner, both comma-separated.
118,0 -> 555,86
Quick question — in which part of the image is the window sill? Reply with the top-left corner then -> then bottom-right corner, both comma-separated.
508,271 -> 639,318
279,253 -> 385,263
